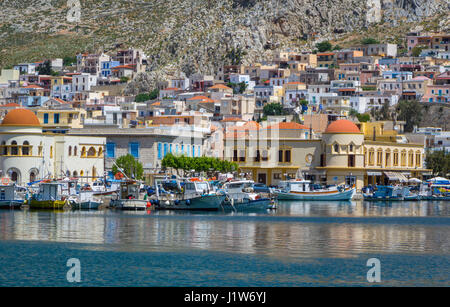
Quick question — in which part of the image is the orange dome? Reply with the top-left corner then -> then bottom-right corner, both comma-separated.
1,109 -> 41,127
325,119 -> 361,134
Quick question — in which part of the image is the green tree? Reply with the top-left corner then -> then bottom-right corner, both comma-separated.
225,47 -> 247,65
356,113 -> 371,123
396,100 -> 423,132
263,103 -> 285,117
112,154 -> 144,180
361,38 -> 379,45
135,93 -> 151,102
120,76 -> 130,83
37,60 -> 52,75
148,89 -> 159,100
411,46 -> 425,57
63,56 -> 77,66
425,150 -> 450,177
315,41 -> 332,52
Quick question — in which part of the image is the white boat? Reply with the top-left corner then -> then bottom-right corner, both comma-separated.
153,179 -> 225,211
110,180 -> 150,211
221,180 -> 273,211
0,183 -> 25,209
276,180 -> 355,201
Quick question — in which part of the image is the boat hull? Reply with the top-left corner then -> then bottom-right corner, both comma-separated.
363,195 -> 404,201
73,201 -> 102,210
0,200 -> 24,209
277,188 -> 355,201
221,198 -> 272,211
28,200 -> 71,209
110,199 -> 150,211
156,195 -> 225,211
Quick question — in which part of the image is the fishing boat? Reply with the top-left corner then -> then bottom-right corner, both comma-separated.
152,179 -> 225,211
220,180 -> 273,211
109,180 -> 150,211
276,180 -> 355,201
72,191 -> 103,210
420,179 -> 450,201
0,182 -> 25,209
28,182 -> 72,209
363,185 -> 410,201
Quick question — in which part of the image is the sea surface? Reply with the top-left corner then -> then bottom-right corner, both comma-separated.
0,200 -> 449,287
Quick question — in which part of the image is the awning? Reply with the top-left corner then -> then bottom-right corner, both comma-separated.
384,171 -> 408,182
367,172 -> 382,176
396,173 -> 409,182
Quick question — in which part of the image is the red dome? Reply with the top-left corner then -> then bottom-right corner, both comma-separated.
325,119 -> 360,134
1,109 -> 41,127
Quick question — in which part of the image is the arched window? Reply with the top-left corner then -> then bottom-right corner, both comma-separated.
80,170 -> 84,177
87,147 -> 96,157
408,150 -> 414,167
385,149 -> 391,167
11,141 -> 18,156
415,151 -> 421,167
393,150 -> 399,166
68,146 -> 72,156
50,146 -> 53,159
401,150 -> 407,167
22,141 -> 30,156
98,147 -> 103,157
81,147 -> 86,157
333,144 -> 339,154
74,146 -> 78,156
29,171 -> 36,183
377,149 -> 383,166
73,171 -> 78,178
368,148 -> 375,166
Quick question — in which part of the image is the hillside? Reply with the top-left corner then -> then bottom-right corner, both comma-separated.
0,0 -> 449,84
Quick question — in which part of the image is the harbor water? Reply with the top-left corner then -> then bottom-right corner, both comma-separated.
0,200 -> 449,286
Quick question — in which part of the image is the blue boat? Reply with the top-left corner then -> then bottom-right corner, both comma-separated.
220,180 -> 274,211
363,185 -> 410,201
0,184 -> 26,209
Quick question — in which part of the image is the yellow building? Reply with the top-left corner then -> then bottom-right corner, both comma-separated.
36,108 -> 86,131
225,119 -> 430,190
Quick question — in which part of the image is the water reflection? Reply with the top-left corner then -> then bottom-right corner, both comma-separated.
0,201 -> 449,261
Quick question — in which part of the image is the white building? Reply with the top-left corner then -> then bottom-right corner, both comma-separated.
0,109 -> 105,184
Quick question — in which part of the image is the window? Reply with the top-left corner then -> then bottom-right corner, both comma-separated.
1,141 -> 6,156
278,150 -> 283,163
284,150 -> 291,163
333,144 -> 339,153
50,146 -> 53,159
68,146 -> 72,156
401,150 -> 407,167
74,146 -> 77,156
22,141 -> 30,156
87,147 -> 96,157
368,148 -> 375,166
129,142 -> 140,159
408,151 -> 414,167
98,147 -> 103,157
377,149 -> 383,166
157,143 -> 162,160
43,113 -> 49,124
106,143 -> 116,158
416,152 -> 421,167
233,149 -> 238,162
393,150 -> 399,166
239,150 -> 245,162
385,151 -> 391,167
273,173 -> 282,180
54,113 -> 60,124
11,141 -> 18,156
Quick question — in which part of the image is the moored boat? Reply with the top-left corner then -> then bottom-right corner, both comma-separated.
363,185 -> 410,201
0,182 -> 25,209
221,180 -> 273,211
153,179 -> 225,211
276,180 -> 355,201
28,182 -> 72,209
109,180 -> 150,211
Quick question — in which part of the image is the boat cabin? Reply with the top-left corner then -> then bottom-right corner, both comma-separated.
183,181 -> 213,197
278,180 -> 312,192
119,181 -> 140,199
0,185 -> 16,201
223,180 -> 254,193
38,183 -> 64,201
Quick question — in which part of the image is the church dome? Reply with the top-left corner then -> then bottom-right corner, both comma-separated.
1,109 -> 41,127
325,119 -> 361,134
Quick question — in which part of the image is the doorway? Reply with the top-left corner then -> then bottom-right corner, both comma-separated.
258,173 -> 267,185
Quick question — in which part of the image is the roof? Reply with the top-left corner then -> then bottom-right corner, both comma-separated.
163,87 -> 180,91
210,84 -> 232,90
324,119 -> 361,134
23,85 -> 44,89
286,82 -> 305,85
267,122 -> 309,130
1,103 -> 20,108
1,109 -> 41,127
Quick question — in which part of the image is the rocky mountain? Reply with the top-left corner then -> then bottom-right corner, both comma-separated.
0,0 -> 448,91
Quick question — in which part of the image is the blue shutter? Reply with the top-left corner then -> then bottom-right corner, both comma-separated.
106,143 -> 116,158
192,146 -> 195,157
129,142 -> 139,158
158,143 -> 162,160
198,146 -> 201,157
44,113 -> 49,124
169,144 -> 173,154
